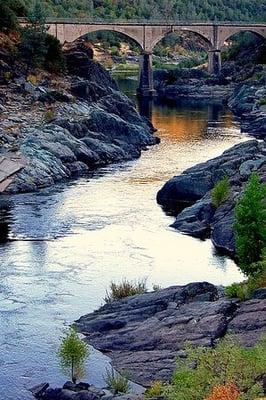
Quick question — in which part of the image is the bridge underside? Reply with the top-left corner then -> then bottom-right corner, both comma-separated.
40,21 -> 266,96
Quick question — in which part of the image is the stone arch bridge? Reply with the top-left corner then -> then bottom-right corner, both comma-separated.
20,19 -> 266,96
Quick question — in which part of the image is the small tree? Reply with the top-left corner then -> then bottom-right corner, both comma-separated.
19,0 -> 48,70
58,328 -> 89,384
234,173 -> 266,275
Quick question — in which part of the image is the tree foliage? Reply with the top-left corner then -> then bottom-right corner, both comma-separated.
24,0 -> 266,22
58,328 -> 89,383
234,173 -> 266,275
19,0 -> 65,72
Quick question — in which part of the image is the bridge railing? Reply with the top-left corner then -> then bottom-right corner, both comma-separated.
18,18 -> 266,26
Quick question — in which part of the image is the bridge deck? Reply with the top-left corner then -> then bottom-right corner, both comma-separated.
18,18 -> 266,27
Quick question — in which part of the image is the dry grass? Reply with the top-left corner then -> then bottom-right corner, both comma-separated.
104,278 -> 147,303
104,368 -> 130,394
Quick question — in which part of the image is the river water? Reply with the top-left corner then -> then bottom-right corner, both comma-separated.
0,76 -> 247,399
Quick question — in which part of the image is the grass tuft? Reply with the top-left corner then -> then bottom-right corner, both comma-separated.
211,176 -> 230,208
104,278 -> 147,303
104,368 -> 130,394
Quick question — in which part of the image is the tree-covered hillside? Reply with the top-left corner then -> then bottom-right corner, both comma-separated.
26,0 -> 266,22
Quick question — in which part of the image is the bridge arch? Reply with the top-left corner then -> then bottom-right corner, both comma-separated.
150,27 -> 213,51
47,23 -> 144,50
217,27 -> 266,50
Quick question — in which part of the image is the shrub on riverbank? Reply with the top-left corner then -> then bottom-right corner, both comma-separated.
234,173 -> 266,273
104,278 -> 147,302
225,265 -> 266,300
104,368 -> 130,394
145,380 -> 165,398
211,176 -> 230,208
165,336 -> 266,400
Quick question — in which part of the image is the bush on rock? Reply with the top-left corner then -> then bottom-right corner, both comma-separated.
165,336 -> 266,400
211,176 -> 230,208
234,173 -> 266,274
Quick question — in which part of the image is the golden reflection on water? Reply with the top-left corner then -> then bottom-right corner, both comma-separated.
152,107 -> 208,141
151,104 -> 236,142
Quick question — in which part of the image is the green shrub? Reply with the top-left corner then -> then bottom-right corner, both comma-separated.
225,282 -> 249,301
58,327 -> 89,384
19,27 -> 48,69
145,381 -> 165,398
234,173 -> 266,274
44,34 -> 66,73
43,108 -> 56,122
259,97 -> 266,106
211,176 -> 230,208
165,336 -> 266,400
7,0 -> 26,17
0,3 -> 18,32
226,264 -> 266,301
104,368 -> 130,394
104,278 -> 147,302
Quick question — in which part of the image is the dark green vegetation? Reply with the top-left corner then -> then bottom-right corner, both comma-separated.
225,268 -> 266,301
0,0 -> 65,73
58,328 -> 89,384
25,0 -> 266,21
164,336 -> 266,400
3,0 -> 265,22
211,176 -> 230,208
234,173 -> 266,272
226,173 -> 266,301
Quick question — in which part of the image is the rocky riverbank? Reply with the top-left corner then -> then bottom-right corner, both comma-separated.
154,43 -> 266,138
74,282 -> 266,387
157,139 -> 266,254
0,42 -> 158,194
228,78 -> 266,139
30,381 -> 141,400
154,69 -> 233,103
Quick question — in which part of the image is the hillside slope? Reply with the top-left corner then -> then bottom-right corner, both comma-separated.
26,0 -> 266,22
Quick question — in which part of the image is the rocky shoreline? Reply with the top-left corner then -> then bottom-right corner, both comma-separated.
157,139 -> 266,254
0,46 -> 159,194
154,65 -> 266,138
74,282 -> 266,387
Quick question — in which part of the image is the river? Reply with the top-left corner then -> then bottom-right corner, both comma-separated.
0,76 -> 246,399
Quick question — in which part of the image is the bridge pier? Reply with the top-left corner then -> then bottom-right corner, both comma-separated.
208,49 -> 222,75
137,51 -> 156,97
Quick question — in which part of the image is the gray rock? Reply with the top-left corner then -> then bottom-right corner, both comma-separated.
227,299 -> 266,346
29,383 -> 49,398
252,288 -> 266,300
75,282 -> 241,386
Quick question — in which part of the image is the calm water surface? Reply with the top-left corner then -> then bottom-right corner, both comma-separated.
0,77 -> 247,399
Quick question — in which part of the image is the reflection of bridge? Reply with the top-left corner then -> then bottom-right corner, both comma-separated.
20,19 -> 266,96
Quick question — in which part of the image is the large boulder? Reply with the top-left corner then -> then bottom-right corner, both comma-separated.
157,140 -> 266,254
75,284 -> 266,386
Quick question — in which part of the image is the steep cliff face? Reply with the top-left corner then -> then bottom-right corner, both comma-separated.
0,42 -> 158,194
